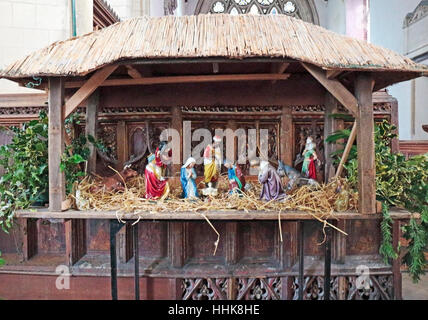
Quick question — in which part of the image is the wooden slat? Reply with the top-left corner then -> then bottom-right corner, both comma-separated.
126,65 -> 142,79
63,65 -> 118,118
302,63 -> 358,116
324,93 -> 342,182
85,91 -> 99,174
355,74 -> 376,214
15,208 -> 417,221
280,106 -> 293,166
334,122 -> 357,180
64,73 -> 291,88
48,77 -> 65,212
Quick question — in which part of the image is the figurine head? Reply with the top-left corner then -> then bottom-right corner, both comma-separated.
147,153 -> 155,164
182,157 -> 196,169
249,158 -> 260,168
213,135 -> 221,148
224,159 -> 233,169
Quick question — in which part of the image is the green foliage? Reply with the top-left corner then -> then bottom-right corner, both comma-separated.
0,111 -> 49,233
0,112 -> 106,233
0,251 -> 5,267
327,119 -> 428,282
379,202 -> 398,263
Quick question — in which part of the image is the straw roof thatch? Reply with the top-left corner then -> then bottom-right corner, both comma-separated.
1,14 -> 427,79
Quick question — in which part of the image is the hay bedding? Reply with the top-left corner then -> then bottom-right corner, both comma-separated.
74,173 -> 356,223
73,173 -> 356,254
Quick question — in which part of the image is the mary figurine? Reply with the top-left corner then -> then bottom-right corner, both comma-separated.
181,157 -> 199,199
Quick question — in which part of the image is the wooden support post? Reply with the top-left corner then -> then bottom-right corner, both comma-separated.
281,106 -> 293,166
324,93 -> 342,182
116,121 -> 127,170
225,222 -> 238,265
65,219 -> 87,266
168,222 -> 186,268
392,220 -> 402,300
48,77 -> 65,212
117,223 -> 133,263
171,106 -> 182,176
332,220 -> 346,264
85,90 -> 99,175
355,74 -> 376,214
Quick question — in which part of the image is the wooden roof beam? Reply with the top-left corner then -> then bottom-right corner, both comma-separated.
326,69 -> 344,79
301,63 -> 358,116
63,64 -> 118,119
271,62 -> 290,84
125,65 -> 142,79
64,73 -> 291,89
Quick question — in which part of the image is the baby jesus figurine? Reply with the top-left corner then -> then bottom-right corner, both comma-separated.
180,157 -> 199,199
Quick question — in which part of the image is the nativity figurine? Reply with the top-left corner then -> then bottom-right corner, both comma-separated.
250,159 -> 286,201
202,135 -> 222,196
145,153 -> 170,200
224,160 -> 246,194
180,157 -> 199,199
301,136 -> 319,180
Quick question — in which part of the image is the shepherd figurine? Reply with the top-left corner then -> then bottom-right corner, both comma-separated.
224,159 -> 246,194
301,136 -> 319,180
203,135 -> 222,188
180,157 -> 199,199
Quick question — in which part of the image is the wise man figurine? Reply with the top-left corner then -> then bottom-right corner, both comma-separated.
224,159 -> 246,194
180,157 -> 199,199
301,136 -> 319,180
145,153 -> 170,201
203,135 -> 222,188
250,159 -> 286,201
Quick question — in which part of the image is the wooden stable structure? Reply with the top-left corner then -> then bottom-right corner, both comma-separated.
0,14 -> 427,300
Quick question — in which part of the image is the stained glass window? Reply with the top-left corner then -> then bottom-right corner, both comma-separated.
210,0 -> 300,18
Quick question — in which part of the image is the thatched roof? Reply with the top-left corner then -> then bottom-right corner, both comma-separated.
1,14 -> 427,79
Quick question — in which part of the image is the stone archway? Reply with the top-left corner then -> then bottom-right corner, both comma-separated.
194,0 -> 320,25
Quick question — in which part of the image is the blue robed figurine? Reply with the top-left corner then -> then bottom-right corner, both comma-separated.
224,159 -> 246,194
180,157 -> 199,199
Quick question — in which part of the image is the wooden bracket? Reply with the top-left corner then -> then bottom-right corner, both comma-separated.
63,64 -> 118,119
301,63 -> 358,116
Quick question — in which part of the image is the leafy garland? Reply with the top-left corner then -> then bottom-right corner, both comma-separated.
327,119 -> 428,282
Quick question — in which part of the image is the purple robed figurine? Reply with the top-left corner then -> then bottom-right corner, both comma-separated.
256,160 -> 286,201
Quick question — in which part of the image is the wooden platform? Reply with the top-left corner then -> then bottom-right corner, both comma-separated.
16,207 -> 417,220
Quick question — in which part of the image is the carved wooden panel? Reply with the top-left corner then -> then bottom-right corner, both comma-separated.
239,222 -> 277,262
182,278 -> 228,300
346,220 -> 381,255
139,222 -> 167,258
237,277 -> 281,300
303,221 -> 324,256
346,275 -> 393,300
87,220 -> 110,253
292,276 -> 338,300
186,222 -> 225,262
37,219 -> 65,254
